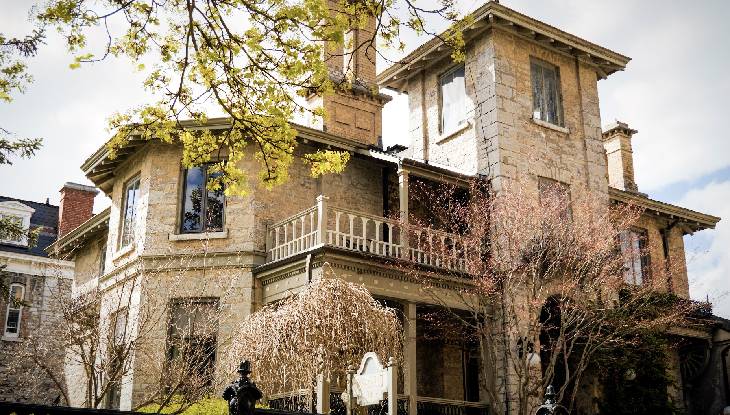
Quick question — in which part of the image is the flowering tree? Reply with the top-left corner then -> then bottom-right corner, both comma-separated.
398,179 -> 702,415
31,0 -> 466,195
228,268 -> 403,398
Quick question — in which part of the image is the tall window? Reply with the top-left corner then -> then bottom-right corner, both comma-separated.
106,308 -> 128,409
440,65 -> 467,133
167,298 -> 219,387
4,283 -> 25,338
180,165 -> 225,233
99,243 -> 107,276
119,177 -> 141,248
538,177 -> 571,221
620,229 -> 650,285
531,59 -> 563,127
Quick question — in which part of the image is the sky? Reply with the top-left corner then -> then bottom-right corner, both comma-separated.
1,0 -> 728,317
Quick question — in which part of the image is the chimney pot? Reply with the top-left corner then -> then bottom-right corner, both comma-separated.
58,182 -> 98,237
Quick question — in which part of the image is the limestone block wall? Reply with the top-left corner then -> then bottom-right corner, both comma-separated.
71,235 -> 106,288
0,271 -> 71,403
405,29 -> 609,200
631,214 -> 690,298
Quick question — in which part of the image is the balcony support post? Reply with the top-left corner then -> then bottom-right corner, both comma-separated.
404,301 -> 417,415
316,195 -> 329,246
398,167 -> 409,258
316,373 -> 330,414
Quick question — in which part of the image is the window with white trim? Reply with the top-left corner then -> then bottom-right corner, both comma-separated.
440,65 -> 467,133
0,201 -> 35,247
531,59 -> 564,127
119,177 -> 141,249
4,283 -> 25,338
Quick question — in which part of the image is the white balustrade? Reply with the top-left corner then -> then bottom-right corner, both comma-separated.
266,197 -> 469,273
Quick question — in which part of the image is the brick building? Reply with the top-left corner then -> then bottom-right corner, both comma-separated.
46,1 -> 728,414
0,194 -> 75,403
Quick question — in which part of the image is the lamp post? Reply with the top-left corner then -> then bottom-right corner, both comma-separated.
534,385 -> 568,415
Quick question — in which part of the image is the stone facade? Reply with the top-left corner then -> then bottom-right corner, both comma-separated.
0,197 -> 74,404
49,1 -> 726,414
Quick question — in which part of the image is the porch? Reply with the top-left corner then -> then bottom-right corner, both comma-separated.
265,195 -> 470,273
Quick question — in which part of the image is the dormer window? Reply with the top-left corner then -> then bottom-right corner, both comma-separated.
531,59 -> 564,127
0,201 -> 35,247
440,65 -> 467,133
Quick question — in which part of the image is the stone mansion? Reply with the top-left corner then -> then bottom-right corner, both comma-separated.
29,1 -> 728,414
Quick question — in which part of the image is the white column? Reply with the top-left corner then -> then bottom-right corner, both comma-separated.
316,195 -> 329,245
398,167 -> 409,257
316,373 -> 330,414
387,357 -> 398,415
404,302 -> 417,415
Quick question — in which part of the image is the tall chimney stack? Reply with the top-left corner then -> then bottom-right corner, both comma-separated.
602,121 -> 639,193
303,0 -> 389,147
58,182 -> 98,237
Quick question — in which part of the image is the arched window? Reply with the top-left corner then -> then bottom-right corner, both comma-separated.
4,283 -> 25,338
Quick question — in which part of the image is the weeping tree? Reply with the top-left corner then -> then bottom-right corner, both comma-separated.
396,179 -> 701,415
228,268 -> 403,399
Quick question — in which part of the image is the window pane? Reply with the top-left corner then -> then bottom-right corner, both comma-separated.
441,66 -> 466,132
182,167 -> 205,233
544,67 -> 559,125
206,171 -> 225,231
5,309 -> 20,333
531,63 -> 543,120
121,179 -> 140,247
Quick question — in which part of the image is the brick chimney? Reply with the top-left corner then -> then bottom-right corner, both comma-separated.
303,0 -> 390,147
602,121 -> 639,192
58,182 -> 98,237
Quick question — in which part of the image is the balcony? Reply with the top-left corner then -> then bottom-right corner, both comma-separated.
266,196 -> 469,273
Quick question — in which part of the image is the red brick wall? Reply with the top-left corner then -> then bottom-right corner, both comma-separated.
58,185 -> 97,236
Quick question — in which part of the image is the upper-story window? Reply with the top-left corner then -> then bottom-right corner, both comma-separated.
619,229 -> 650,285
119,177 -> 141,248
181,165 -> 225,233
531,59 -> 564,127
0,201 -> 35,247
99,242 -> 107,276
440,65 -> 467,133
4,283 -> 25,338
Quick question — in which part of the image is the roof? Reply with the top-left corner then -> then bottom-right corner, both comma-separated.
377,1 -> 631,92
609,187 -> 721,233
0,196 -> 59,257
46,207 -> 110,259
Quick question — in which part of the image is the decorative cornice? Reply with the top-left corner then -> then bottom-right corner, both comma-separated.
609,187 -> 721,233
378,1 -> 630,91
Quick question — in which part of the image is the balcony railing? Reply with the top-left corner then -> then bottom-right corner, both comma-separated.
266,196 -> 470,273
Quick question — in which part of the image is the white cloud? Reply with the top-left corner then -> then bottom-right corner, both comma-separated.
677,180 -> 730,318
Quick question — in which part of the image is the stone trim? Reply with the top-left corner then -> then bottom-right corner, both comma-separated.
531,117 -> 570,134
436,120 -> 473,144
168,229 -> 229,241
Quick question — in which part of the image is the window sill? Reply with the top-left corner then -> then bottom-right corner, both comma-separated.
531,117 -> 569,134
112,243 -> 136,262
2,336 -> 21,342
436,120 -> 472,144
168,229 -> 229,241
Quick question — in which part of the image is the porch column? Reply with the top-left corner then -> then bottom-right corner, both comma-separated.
316,195 -> 328,245
404,302 -> 417,415
398,167 -> 409,257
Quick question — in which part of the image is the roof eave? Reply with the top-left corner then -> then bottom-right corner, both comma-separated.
377,1 -> 631,92
609,187 -> 721,233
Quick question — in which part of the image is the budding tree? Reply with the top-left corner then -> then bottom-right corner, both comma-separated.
398,179 -> 701,415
